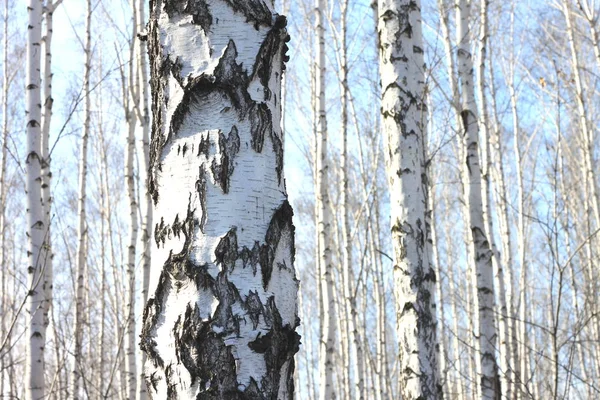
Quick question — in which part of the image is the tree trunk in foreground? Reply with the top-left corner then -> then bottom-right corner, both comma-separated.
140,1 -> 300,398
25,0 -> 47,398
377,0 -> 440,398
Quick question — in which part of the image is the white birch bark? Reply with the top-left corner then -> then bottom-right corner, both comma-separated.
0,0 -> 7,393
71,1 -> 91,397
455,0 -> 498,397
25,0 -> 47,398
136,1 -> 152,399
125,3 -> 139,397
314,0 -> 335,397
377,0 -> 440,397
41,0 -> 62,355
140,1 -> 299,398
488,58 -> 518,398
476,3 -> 512,397
336,0 -> 362,397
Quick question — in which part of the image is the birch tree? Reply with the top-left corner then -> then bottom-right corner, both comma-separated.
25,0 -> 48,398
314,0 -> 335,397
455,0 -> 499,397
377,0 -> 440,398
140,1 -> 300,398
72,0 -> 92,397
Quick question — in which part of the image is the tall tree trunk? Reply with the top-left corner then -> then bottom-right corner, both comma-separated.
476,3 -> 512,398
377,0 -> 440,398
136,0 -> 151,397
41,0 -> 62,366
125,2 -> 139,397
25,0 -> 47,398
0,0 -> 10,394
72,0 -> 91,397
140,1 -> 300,398
338,2 -> 355,397
455,0 -> 499,398
314,0 -> 335,397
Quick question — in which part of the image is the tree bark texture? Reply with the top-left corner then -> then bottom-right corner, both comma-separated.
140,1 -> 300,398
377,0 -> 441,398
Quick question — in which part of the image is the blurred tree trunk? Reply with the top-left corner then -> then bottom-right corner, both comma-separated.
71,0 -> 91,397
25,0 -> 48,398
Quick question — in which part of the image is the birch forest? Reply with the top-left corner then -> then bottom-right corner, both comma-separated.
2,0 -> 600,398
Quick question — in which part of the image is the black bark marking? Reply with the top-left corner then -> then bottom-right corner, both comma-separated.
245,290 -> 264,329
250,15 -> 288,99
195,167 -> 208,232
164,0 -> 213,32
240,241 -> 261,275
259,200 -> 294,290
211,125 -> 240,193
255,297 -> 301,397
155,217 -> 167,247
215,228 -> 239,272
141,199 -> 216,369
249,103 -> 271,153
223,0 -> 272,29
198,132 -> 210,157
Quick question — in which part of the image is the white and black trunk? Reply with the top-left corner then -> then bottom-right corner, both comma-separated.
140,1 -> 299,398
377,0 -> 440,398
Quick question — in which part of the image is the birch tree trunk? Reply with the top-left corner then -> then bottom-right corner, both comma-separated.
140,1 -> 300,398
455,0 -> 498,397
125,2 -> 139,397
72,0 -> 91,397
0,0 -> 8,393
41,0 -> 62,362
25,0 -> 47,398
377,0 -> 440,398
136,1 -> 152,399
476,3 -> 512,397
314,0 -> 335,397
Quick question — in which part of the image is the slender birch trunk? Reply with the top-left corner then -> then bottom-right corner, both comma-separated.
71,1 -> 91,397
339,2 -> 351,395
377,0 -> 440,397
455,0 -> 498,397
429,183 -> 449,400
0,1 -> 10,394
124,2 -> 139,397
314,0 -> 335,397
476,2 -> 512,397
136,0 -> 151,398
140,1 -> 299,398
41,0 -> 62,352
25,0 -> 47,398
488,58 -> 518,398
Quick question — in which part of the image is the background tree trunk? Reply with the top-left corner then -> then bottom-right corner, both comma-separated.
377,0 -> 440,398
25,0 -> 47,398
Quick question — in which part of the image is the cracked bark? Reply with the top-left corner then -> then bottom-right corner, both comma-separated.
141,1 -> 299,399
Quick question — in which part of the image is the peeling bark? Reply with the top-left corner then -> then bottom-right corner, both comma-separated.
141,1 -> 299,398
